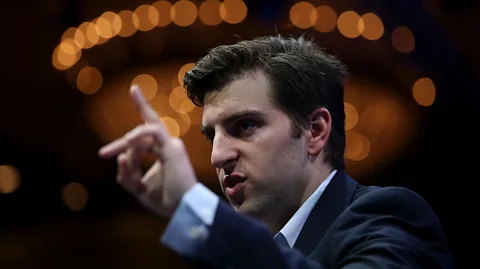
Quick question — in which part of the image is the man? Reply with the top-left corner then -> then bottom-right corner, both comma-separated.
99,36 -> 454,268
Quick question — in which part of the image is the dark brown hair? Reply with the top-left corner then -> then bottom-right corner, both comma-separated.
184,35 -> 348,170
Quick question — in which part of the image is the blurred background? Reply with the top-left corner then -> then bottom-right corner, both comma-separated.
0,0 -> 478,268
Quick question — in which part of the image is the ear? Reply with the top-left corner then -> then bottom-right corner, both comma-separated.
307,107 -> 331,156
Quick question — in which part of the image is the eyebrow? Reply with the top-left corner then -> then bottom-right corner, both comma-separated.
201,109 -> 267,137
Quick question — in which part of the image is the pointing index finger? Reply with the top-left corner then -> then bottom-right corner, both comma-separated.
130,84 -> 172,147
131,84 -> 161,124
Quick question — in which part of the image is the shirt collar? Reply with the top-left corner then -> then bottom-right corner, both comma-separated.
276,170 -> 337,248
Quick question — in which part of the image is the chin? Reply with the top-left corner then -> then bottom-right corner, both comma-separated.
230,200 -> 249,214
234,200 -> 263,219
231,202 -> 245,212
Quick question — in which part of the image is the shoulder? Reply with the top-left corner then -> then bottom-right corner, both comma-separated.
319,186 -> 453,268
333,185 -> 450,254
350,186 -> 438,220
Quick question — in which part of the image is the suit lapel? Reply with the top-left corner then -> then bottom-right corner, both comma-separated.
293,170 -> 358,256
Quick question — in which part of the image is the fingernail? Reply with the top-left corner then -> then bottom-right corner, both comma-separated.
131,84 -> 139,91
98,147 -> 107,156
131,84 -> 141,96
98,145 -> 113,156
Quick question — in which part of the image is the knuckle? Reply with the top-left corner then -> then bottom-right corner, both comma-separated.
125,127 -> 137,137
170,138 -> 186,151
168,138 -> 187,158
126,124 -> 147,139
150,123 -> 163,134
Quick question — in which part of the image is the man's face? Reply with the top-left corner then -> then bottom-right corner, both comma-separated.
201,70 -> 311,219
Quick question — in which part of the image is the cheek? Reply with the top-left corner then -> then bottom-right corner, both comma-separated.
273,149 -> 305,179
251,133 -> 306,176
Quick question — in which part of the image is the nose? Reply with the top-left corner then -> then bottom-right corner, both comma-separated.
211,133 -> 238,170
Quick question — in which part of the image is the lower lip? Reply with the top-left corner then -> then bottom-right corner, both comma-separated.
226,181 -> 245,197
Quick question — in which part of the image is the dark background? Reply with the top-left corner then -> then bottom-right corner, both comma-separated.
0,0 -> 478,268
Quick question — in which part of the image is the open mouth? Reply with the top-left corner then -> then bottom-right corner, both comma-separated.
224,174 -> 247,200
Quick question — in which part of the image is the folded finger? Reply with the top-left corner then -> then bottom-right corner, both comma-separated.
124,146 -> 144,180
117,150 -> 146,195
116,153 -> 129,184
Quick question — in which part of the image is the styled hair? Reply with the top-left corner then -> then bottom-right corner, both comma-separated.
183,35 -> 348,170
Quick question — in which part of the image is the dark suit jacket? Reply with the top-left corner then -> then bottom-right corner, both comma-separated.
187,171 -> 454,269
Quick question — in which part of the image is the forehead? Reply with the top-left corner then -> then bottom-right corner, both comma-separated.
202,71 -> 275,126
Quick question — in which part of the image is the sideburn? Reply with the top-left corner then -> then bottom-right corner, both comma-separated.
290,121 -> 303,139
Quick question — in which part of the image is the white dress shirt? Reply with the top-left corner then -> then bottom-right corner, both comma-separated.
161,170 -> 337,253
276,170 -> 337,247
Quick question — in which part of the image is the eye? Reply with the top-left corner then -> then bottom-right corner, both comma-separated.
204,136 -> 213,144
235,120 -> 257,135
202,130 -> 215,144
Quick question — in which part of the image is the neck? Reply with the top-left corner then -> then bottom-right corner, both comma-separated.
266,206 -> 298,235
263,165 -> 334,234
301,164 -> 333,204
